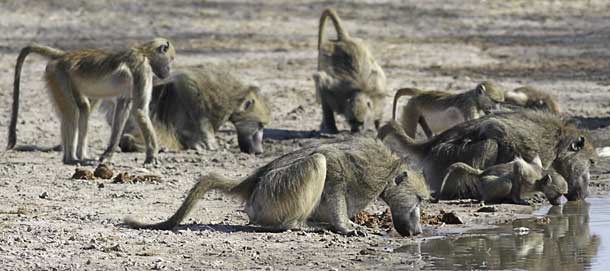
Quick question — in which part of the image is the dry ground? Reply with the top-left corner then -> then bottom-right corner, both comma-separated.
1,1 -> 609,270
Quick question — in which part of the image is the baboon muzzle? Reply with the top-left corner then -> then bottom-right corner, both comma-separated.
236,121 -> 264,155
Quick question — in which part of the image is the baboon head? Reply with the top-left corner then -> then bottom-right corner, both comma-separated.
552,133 -> 596,201
387,166 -> 429,236
229,87 -> 271,154
143,38 -> 176,79
506,87 -> 561,113
475,81 -> 504,113
344,92 -> 373,132
538,171 -> 568,205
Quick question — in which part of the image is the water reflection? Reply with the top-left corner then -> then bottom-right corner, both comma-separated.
398,198 -> 610,270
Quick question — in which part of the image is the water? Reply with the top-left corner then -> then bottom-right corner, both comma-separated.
397,197 -> 610,270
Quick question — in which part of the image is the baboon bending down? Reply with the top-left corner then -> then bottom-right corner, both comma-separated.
101,67 -> 271,154
503,86 -> 561,113
440,157 -> 568,205
378,111 -> 596,201
314,8 -> 387,133
392,81 -> 504,138
7,38 -> 176,164
125,137 -> 429,236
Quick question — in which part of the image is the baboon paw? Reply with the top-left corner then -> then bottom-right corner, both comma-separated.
346,229 -> 368,237
144,156 -> 160,165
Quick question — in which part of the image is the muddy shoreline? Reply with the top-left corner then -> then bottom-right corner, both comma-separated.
1,1 -> 610,270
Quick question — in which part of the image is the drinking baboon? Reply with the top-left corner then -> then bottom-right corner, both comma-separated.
125,137 -> 429,236
102,67 -> 271,154
378,111 -> 596,201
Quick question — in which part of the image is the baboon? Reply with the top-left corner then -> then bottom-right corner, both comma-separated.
378,110 -> 596,201
440,156 -> 568,205
313,8 -> 387,133
101,67 -> 271,154
392,81 -> 504,138
504,86 -> 561,113
125,137 -> 429,236
7,38 -> 176,164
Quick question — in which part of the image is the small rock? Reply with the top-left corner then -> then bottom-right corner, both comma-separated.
513,227 -> 530,235
72,168 -> 94,180
476,206 -> 498,213
97,183 -> 105,189
39,191 -> 49,199
94,164 -> 114,179
441,211 -> 464,224
359,248 -> 376,255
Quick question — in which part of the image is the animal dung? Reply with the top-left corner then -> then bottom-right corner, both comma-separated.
71,168 -> 95,180
94,163 -> 114,179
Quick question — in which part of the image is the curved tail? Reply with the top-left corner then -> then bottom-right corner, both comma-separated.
392,87 -> 424,120
8,45 -> 65,150
439,162 -> 482,199
318,8 -> 350,68
124,173 -> 242,230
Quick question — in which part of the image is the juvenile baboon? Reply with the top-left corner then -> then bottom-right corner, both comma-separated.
378,110 -> 596,201
504,86 -> 561,113
101,67 -> 271,154
125,137 -> 429,236
7,38 -> 176,164
440,157 -> 568,205
392,81 -> 504,138
313,8 -> 387,133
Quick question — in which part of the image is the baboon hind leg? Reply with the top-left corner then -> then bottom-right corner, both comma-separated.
45,64 -> 79,164
246,153 -> 327,230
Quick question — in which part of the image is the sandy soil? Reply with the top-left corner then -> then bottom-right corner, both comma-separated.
1,1 -> 609,270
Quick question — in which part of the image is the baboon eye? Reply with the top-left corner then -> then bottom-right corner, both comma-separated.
569,136 -> 585,151
158,43 -> 169,53
394,171 -> 408,185
537,100 -> 545,106
367,101 -> 372,108
478,84 -> 487,94
244,100 -> 254,110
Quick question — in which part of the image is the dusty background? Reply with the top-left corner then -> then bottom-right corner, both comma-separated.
1,0 -> 610,270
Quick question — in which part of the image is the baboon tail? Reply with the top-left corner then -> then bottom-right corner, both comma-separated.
318,8 -> 350,57
439,162 -> 483,199
124,173 -> 241,230
8,45 -> 65,150
392,88 -> 424,120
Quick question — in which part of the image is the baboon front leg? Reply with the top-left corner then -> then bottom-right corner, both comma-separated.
132,106 -> 159,164
75,97 -> 98,161
320,101 -> 338,134
192,120 -> 217,151
327,193 -> 366,236
419,117 -> 434,138
100,98 -> 132,163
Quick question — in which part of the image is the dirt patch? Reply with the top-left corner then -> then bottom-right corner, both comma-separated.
0,1 -> 609,270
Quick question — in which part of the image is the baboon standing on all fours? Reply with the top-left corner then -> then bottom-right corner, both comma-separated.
125,137 -> 429,237
314,8 -> 387,133
101,66 -> 271,154
392,81 -> 504,138
378,111 -> 596,201
7,38 -> 176,164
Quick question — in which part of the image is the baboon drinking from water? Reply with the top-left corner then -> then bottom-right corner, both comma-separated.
125,137 -> 429,236
440,157 -> 568,205
503,86 -> 561,113
101,67 -> 271,154
378,110 -> 595,201
392,81 -> 504,138
7,38 -> 176,164
313,8 -> 387,133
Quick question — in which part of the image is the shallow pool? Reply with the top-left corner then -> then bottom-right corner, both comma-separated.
397,197 -> 610,270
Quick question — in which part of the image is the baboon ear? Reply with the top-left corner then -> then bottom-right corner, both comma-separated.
477,83 -> 487,95
570,136 -> 586,151
247,85 -> 261,94
540,175 -> 551,186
